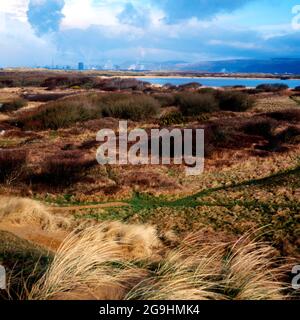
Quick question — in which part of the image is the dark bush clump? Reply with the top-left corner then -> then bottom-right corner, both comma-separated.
152,93 -> 177,107
244,88 -> 264,94
178,82 -> 202,91
159,111 -> 184,126
265,109 -> 300,122
232,85 -> 246,89
293,86 -> 300,92
0,149 -> 27,183
38,150 -> 96,186
94,78 -> 150,91
101,94 -> 160,121
275,126 -> 300,144
256,83 -> 289,92
0,98 -> 27,112
198,88 -> 218,94
176,92 -> 219,116
22,93 -> 72,102
163,83 -> 177,90
41,76 -> 95,89
16,95 -> 101,130
15,93 -> 160,129
217,91 -> 254,112
243,119 -> 276,139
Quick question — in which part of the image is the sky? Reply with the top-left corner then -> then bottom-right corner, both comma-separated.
0,0 -> 300,67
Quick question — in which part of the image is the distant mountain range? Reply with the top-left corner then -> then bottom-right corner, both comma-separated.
121,58 -> 300,74
177,58 -> 300,74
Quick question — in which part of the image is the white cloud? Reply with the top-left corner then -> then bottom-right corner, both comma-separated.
61,0 -> 120,29
253,23 -> 293,40
209,39 -> 260,49
0,14 -> 56,67
0,0 -> 29,22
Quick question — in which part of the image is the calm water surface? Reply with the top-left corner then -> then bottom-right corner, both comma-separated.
139,77 -> 300,88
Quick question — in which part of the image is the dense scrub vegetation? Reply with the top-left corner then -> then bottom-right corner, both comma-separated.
0,71 -> 150,91
256,83 -> 289,92
176,92 -> 219,115
0,149 -> 27,183
100,94 -> 160,121
0,98 -> 27,113
14,93 -> 160,130
217,91 -> 255,112
174,90 -> 254,115
35,150 -> 96,186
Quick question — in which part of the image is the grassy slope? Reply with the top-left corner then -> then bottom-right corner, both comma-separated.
68,164 -> 300,257
0,230 -> 52,299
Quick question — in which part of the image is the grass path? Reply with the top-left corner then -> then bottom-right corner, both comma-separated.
48,164 -> 300,213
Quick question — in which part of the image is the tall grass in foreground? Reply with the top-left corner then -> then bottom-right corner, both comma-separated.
126,234 -> 287,300
27,225 -> 288,300
28,227 -> 125,300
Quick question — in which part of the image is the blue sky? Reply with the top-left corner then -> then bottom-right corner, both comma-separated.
0,0 -> 300,67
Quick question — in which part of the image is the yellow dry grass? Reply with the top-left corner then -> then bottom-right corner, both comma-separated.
0,196 -> 71,231
28,225 -> 146,300
93,221 -> 162,260
27,226 -> 288,301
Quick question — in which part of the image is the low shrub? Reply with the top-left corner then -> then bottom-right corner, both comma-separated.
37,150 -> 96,186
0,149 -> 27,183
16,93 -> 160,129
101,94 -> 160,121
198,88 -> 218,94
243,118 -> 276,139
152,93 -> 177,107
162,83 -> 177,90
217,91 -> 254,112
176,92 -> 219,116
178,82 -> 202,91
94,78 -> 150,91
16,94 -> 102,130
256,83 -> 289,92
265,109 -> 300,122
41,76 -> 95,89
159,111 -> 185,126
0,98 -> 27,112
275,126 -> 300,144
22,93 -> 71,102
244,88 -> 264,94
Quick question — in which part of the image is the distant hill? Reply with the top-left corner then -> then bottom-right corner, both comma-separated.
177,58 -> 300,74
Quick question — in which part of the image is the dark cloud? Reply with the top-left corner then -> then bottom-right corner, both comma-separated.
160,0 -> 255,23
27,0 -> 65,36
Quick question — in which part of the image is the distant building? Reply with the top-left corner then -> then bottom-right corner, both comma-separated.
78,62 -> 84,71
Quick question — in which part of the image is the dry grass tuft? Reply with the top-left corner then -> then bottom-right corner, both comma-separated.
0,196 -> 71,231
95,221 -> 162,260
28,226 -> 145,300
28,226 -> 287,300
126,234 -> 288,300
125,243 -> 224,300
221,239 -> 287,300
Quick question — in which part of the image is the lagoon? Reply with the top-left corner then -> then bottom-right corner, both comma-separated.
139,77 -> 300,88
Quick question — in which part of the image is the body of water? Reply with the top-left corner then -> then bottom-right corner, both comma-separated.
139,77 -> 300,88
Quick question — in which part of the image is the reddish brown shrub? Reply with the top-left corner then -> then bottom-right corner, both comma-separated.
265,109 -> 300,122
0,149 -> 27,183
37,150 -> 96,186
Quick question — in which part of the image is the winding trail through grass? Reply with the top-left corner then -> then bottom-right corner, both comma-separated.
49,165 -> 300,213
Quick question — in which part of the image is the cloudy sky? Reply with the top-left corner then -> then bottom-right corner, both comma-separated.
0,0 -> 300,67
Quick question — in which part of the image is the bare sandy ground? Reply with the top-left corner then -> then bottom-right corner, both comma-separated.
0,222 -> 66,252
